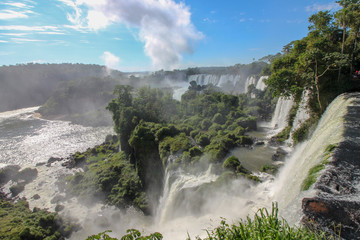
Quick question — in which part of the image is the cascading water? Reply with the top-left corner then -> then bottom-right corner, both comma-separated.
176,74 -> 267,100
255,76 -> 268,91
270,94 -> 351,223
270,97 -> 294,135
2,93 -> 357,239
287,90 -> 310,144
244,76 -> 256,93
156,164 -> 218,224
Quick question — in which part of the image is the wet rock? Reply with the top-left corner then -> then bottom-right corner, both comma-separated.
0,165 -> 20,185
51,194 -> 66,204
16,168 -> 38,183
55,204 -> 65,212
10,183 -> 25,197
302,197 -> 360,239
32,194 -> 40,200
35,162 -> 46,167
46,157 -> 62,166
254,141 -> 265,146
301,93 -> 360,240
271,147 -> 287,161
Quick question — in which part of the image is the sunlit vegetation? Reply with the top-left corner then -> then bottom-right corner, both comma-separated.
266,1 -> 360,118
63,137 -> 149,213
0,198 -> 79,240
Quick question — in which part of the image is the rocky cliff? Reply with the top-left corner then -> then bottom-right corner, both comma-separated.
302,92 -> 360,239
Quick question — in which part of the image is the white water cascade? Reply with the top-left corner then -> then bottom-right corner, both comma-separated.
270,97 -> 294,134
187,74 -> 266,95
2,92 -> 357,239
255,76 -> 268,91
270,94 -> 352,223
287,90 -> 311,145
156,165 -> 218,224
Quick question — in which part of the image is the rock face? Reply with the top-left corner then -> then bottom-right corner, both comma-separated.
302,93 -> 360,239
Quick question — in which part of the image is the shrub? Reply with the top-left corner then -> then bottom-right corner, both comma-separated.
189,146 -> 202,157
193,203 -> 330,239
155,125 -> 179,141
223,156 -> 250,174
292,118 -> 318,145
195,134 -> 210,147
212,113 -> 226,124
222,156 -> 241,171
201,119 -> 212,130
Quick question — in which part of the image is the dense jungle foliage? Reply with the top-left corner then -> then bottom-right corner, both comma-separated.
0,197 -> 79,240
266,0 -> 360,117
64,81 -> 272,214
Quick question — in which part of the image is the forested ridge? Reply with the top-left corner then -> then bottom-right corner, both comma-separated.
0,63 -> 123,112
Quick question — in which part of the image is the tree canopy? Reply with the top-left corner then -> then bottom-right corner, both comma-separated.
266,1 -> 360,115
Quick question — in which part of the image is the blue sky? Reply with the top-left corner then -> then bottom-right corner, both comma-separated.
0,0 -> 340,72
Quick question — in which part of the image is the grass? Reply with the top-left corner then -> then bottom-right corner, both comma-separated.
192,203 -> 331,240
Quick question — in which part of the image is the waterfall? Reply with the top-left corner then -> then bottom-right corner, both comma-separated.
244,76 -> 256,93
288,90 -> 310,143
270,94 -> 352,223
156,164 -> 218,224
255,76 -> 268,91
270,97 -> 294,134
188,74 -> 256,94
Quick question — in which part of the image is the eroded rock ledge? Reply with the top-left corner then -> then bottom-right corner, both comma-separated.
302,93 -> 360,240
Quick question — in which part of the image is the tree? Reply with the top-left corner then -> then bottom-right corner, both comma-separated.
106,85 -> 135,155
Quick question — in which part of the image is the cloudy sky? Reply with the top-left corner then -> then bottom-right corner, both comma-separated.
0,0 -> 340,71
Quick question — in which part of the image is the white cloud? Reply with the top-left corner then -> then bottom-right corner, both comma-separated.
3,2 -> 28,8
0,40 -> 8,43
0,25 -> 59,31
58,0 -> 203,70
203,17 -> 216,23
10,38 -> 44,43
306,3 -> 340,12
101,51 -> 120,70
0,33 -> 28,36
0,9 -> 34,20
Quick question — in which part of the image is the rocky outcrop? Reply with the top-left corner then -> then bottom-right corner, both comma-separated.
301,93 -> 360,239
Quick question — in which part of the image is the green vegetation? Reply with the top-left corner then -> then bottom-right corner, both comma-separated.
266,1 -> 360,118
260,164 -> 279,175
301,144 -> 338,190
65,64 -> 272,216
292,117 -> 319,145
194,203 -> 330,240
0,198 -> 78,240
106,83 -> 269,176
64,139 -> 149,212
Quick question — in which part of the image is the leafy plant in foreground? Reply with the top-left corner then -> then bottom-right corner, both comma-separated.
192,203 -> 331,240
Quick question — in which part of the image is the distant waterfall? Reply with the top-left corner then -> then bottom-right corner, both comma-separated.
255,76 -> 268,91
270,94 -> 352,223
270,97 -> 294,134
287,90 -> 311,144
187,74 -> 267,95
